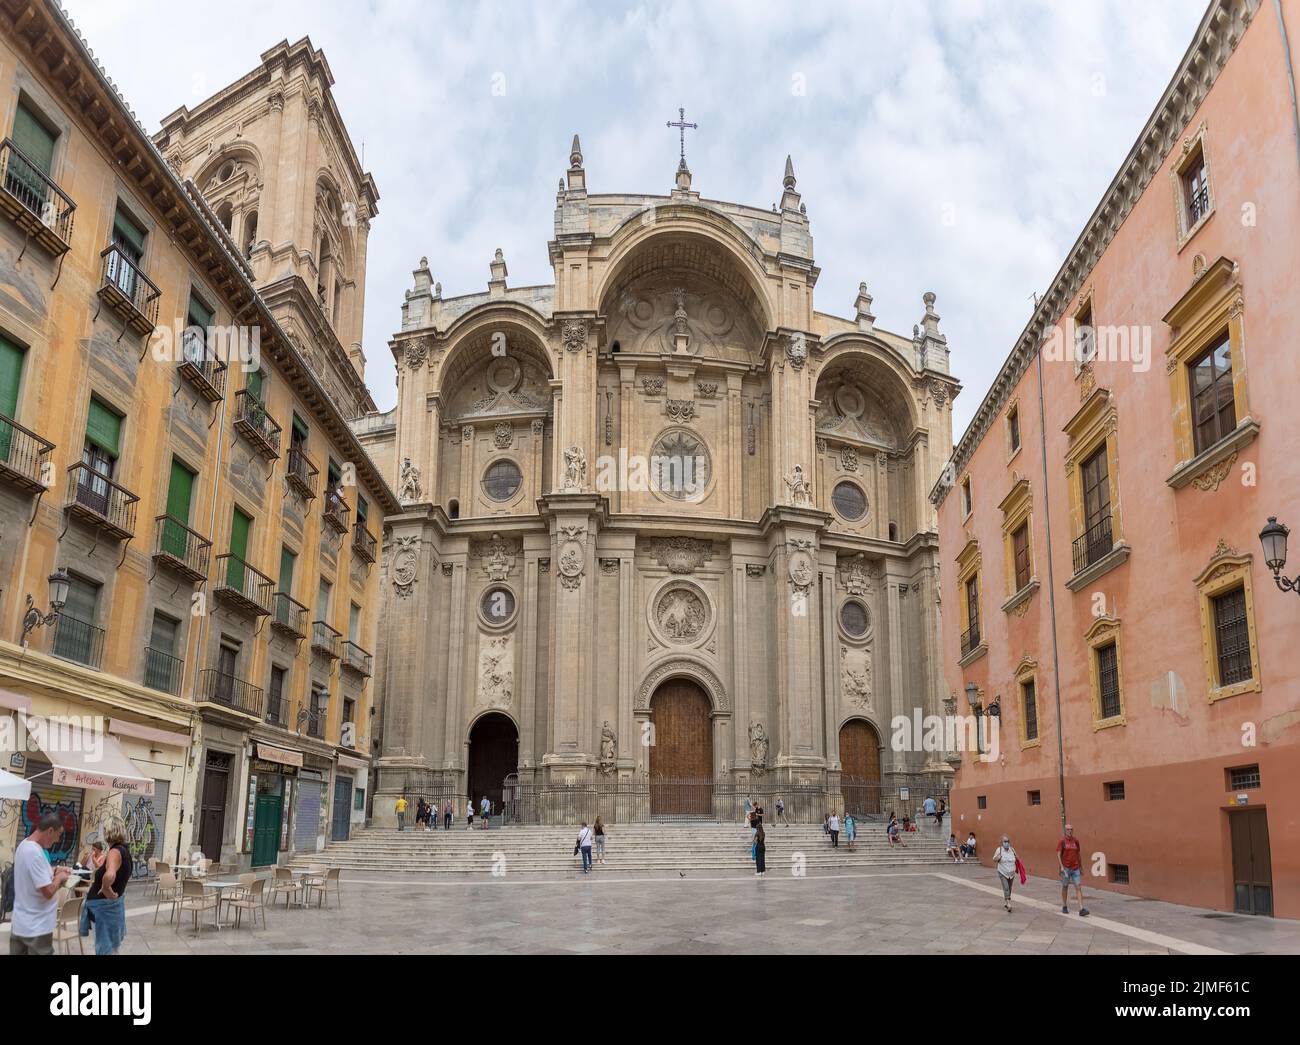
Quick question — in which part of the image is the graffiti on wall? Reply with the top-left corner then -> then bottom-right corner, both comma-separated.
81,787 -> 167,879
18,786 -> 82,863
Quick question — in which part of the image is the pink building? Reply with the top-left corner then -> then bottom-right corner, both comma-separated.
935,0 -> 1300,917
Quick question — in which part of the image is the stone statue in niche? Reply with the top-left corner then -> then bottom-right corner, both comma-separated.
599,721 -> 617,774
749,722 -> 769,773
561,445 -> 587,492
783,465 -> 812,507
399,457 -> 422,503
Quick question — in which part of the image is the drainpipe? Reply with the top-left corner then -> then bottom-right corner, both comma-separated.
1275,0 -> 1300,187
1034,348 -> 1069,831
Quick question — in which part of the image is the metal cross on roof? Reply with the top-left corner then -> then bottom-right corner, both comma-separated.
666,106 -> 698,167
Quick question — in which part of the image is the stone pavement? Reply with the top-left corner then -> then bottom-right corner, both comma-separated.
12,863 -> 1296,955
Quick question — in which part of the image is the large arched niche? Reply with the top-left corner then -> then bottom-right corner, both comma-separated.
437,314 -> 555,424
194,144 -> 263,193
814,346 -> 920,450
597,229 -> 770,366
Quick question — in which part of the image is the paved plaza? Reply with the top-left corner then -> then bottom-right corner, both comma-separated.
9,864 -> 1296,956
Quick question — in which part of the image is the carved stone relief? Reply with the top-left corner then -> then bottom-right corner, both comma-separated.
477,634 -> 514,709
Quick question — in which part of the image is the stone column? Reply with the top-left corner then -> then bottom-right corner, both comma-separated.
459,426 -> 476,515
730,558 -> 749,776
441,557 -> 468,773
727,372 -> 744,518
518,545 -> 542,777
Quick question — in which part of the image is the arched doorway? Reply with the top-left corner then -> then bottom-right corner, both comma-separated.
467,713 -> 518,814
840,719 -> 883,815
649,678 -> 713,816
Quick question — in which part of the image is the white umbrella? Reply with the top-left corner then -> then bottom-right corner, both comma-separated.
0,767 -> 32,801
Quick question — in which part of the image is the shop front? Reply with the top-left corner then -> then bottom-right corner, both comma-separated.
243,743 -> 301,867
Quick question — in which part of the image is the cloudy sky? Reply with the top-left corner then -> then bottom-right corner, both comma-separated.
66,0 -> 1206,436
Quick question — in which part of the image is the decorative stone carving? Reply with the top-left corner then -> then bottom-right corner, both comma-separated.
746,564 -> 766,577
398,458 -> 422,503
840,446 -> 859,472
646,536 -> 713,574
472,533 -> 520,581
599,558 -> 620,575
788,550 -> 815,596
494,422 -> 513,449
841,645 -> 873,711
783,465 -> 813,507
696,381 -> 718,398
560,445 -> 587,492
635,659 -> 729,713
642,376 -> 665,396
929,380 -> 949,408
665,398 -> 696,422
557,526 -> 586,591
532,419 -> 545,437
785,332 -> 808,370
404,337 -> 431,370
441,562 -> 454,576
748,722 -> 769,774
562,319 -> 588,352
599,721 -> 617,774
477,635 -> 514,709
1191,451 -> 1236,492
838,554 -> 879,597
672,287 -> 689,335
816,438 -> 827,454
655,584 -> 710,643
462,425 -> 475,443
1079,361 -> 1097,399
392,535 -> 420,598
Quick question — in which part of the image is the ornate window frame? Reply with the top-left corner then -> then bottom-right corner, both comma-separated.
1071,285 -> 1096,373
998,478 -> 1038,614
1005,396 -> 1022,464
1063,387 -> 1129,591
837,596 -> 872,645
1162,256 -> 1258,491
1193,543 -> 1262,703
1170,122 -> 1214,252
478,583 -> 520,631
1085,615 -> 1126,731
1014,655 -> 1040,751
956,538 -> 986,667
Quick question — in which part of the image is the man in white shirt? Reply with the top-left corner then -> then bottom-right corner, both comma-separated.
10,813 -> 72,955
576,822 -> 594,873
828,812 -> 841,848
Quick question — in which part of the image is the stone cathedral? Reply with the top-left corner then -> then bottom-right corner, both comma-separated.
355,138 -> 959,822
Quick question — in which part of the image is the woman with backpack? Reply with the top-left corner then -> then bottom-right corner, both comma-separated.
995,834 -> 1024,912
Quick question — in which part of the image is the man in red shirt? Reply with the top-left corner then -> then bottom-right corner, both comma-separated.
1057,823 -> 1089,916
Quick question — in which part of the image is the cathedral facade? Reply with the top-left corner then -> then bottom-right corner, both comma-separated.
356,141 -> 959,822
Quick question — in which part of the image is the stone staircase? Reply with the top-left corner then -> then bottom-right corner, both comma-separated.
289,820 -> 954,875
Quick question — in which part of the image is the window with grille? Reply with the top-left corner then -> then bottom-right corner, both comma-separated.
1081,446 -> 1109,536
1188,333 -> 1236,455
1212,585 -> 1251,686
1012,522 -> 1031,591
1108,863 -> 1130,885
976,795 -> 987,810
267,666 -> 285,724
1021,679 -> 1038,741
1027,790 -> 1041,806
1184,149 -> 1210,225
1228,765 -> 1260,790
965,576 -> 979,636
1096,641 -> 1121,718
1105,781 -> 1125,801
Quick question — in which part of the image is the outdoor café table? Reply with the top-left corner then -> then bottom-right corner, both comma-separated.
200,879 -> 246,929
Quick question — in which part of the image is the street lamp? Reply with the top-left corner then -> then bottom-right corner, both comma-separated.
964,682 -> 980,709
1259,517 -> 1298,596
21,568 -> 70,647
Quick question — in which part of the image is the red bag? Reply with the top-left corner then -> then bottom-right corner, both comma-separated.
1015,856 -> 1027,885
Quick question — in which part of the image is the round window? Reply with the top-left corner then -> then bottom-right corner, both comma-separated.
840,600 -> 869,638
480,586 -> 517,625
481,459 -> 523,501
650,429 -> 710,501
832,480 -> 867,521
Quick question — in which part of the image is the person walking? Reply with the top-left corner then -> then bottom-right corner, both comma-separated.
443,799 -> 453,830
775,795 -> 786,826
593,817 -> 607,864
395,794 -> 408,831
480,796 -> 491,830
743,795 -> 753,827
466,800 -> 474,830
995,835 -> 1022,912
844,813 -> 857,851
1058,823 -> 1090,916
828,811 -> 841,848
576,822 -> 594,874
9,814 -> 72,955
753,823 -> 767,876
936,798 -> 947,827
82,825 -> 131,955
923,795 -> 937,827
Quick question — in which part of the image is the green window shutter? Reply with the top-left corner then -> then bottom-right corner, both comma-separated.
0,335 -> 23,418
187,293 -> 213,329
12,102 -> 56,175
85,398 -> 122,456
149,612 -> 178,655
291,414 -> 309,442
229,508 -> 251,559
166,459 -> 195,523
316,580 -> 331,620
348,603 -> 360,642
112,207 -> 146,257
356,496 -> 368,522
278,547 -> 296,593
63,575 -> 99,623
327,459 -> 340,486
246,369 -> 264,403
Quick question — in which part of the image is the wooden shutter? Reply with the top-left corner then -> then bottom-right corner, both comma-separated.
12,102 -> 56,174
187,292 -> 213,329
84,398 -> 122,456
278,547 -> 296,592
149,612 -> 178,655
246,369 -> 264,402
112,206 -> 146,257
166,459 -> 195,523
0,335 -> 22,418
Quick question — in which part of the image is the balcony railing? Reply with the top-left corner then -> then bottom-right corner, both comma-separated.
0,138 -> 75,254
265,691 -> 287,729
198,668 -> 264,718
322,492 -> 350,536
960,621 -> 982,658
143,645 -> 185,696
1071,514 -> 1114,575
212,553 -> 274,617
341,640 -> 373,678
50,613 -> 105,669
178,331 -> 228,403
304,704 -> 327,740
311,620 -> 341,660
285,445 -> 318,500
269,591 -> 309,639
64,462 -> 139,540
351,522 -> 376,563
97,244 -> 160,336
0,412 -> 54,493
152,515 -> 212,584
232,389 -> 281,460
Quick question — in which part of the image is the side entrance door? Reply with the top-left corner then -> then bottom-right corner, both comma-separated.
198,754 -> 230,861
331,777 -> 353,842
1229,808 -> 1273,916
252,793 -> 282,867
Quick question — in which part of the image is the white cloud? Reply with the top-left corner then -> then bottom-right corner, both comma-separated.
65,0 -> 1205,437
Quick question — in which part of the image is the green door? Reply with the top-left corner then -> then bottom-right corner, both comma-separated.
162,459 -> 195,558
0,335 -> 21,461
251,792 -> 282,868
226,507 -> 251,590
